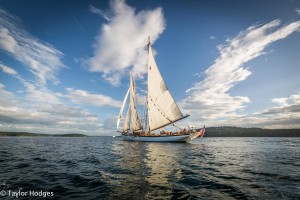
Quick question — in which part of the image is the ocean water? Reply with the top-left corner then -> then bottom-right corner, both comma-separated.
0,137 -> 299,200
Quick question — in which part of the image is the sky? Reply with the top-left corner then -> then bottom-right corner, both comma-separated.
0,0 -> 300,135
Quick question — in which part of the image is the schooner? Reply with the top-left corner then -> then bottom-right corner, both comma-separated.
117,38 -> 205,142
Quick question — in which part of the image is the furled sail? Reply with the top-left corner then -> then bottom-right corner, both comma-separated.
117,88 -> 130,128
123,105 -> 131,131
129,73 -> 143,131
147,43 -> 188,131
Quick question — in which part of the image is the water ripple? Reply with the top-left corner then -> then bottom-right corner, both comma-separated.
0,137 -> 299,199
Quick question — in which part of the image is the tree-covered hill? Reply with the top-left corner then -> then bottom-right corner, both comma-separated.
204,127 -> 300,137
0,132 -> 87,137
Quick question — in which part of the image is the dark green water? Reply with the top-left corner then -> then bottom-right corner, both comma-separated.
0,137 -> 299,199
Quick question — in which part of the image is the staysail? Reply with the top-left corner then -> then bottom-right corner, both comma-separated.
123,105 -> 131,132
129,73 -> 143,131
117,88 -> 130,128
147,42 -> 188,131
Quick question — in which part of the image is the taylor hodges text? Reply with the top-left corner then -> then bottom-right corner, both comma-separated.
5,190 -> 54,198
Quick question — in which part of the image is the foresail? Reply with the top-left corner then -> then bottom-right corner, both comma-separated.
123,105 -> 131,131
147,44 -> 186,131
117,88 -> 130,128
130,73 -> 143,131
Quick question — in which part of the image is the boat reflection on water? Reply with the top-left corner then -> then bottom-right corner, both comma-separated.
145,143 -> 184,199
105,140 -> 149,199
105,140 -> 189,199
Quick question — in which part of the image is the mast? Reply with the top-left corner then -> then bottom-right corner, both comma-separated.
147,37 -> 189,131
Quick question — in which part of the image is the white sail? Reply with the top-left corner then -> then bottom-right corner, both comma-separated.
129,73 -> 143,131
117,88 -> 130,128
123,105 -> 131,131
147,43 -> 187,131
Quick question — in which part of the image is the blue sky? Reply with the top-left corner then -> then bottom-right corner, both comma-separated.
0,0 -> 300,135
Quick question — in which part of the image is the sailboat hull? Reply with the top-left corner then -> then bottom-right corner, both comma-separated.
120,131 -> 201,142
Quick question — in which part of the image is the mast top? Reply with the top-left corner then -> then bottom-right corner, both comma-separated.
147,36 -> 151,47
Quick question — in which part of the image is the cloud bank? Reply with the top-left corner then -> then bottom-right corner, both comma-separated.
182,19 -> 300,126
87,0 -> 165,86
220,92 -> 300,129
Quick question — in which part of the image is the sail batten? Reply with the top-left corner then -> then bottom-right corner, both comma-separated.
147,43 -> 186,131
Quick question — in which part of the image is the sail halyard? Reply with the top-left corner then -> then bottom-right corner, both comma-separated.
129,72 -> 143,131
147,41 -> 188,131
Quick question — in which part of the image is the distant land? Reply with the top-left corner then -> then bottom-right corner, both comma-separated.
0,132 -> 87,137
0,127 -> 299,137
203,127 -> 300,137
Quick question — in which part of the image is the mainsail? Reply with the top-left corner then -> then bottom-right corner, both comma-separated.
147,42 -> 188,131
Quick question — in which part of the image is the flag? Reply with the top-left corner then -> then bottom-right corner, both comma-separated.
199,126 -> 205,138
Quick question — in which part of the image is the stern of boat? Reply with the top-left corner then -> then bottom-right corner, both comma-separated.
187,126 -> 205,141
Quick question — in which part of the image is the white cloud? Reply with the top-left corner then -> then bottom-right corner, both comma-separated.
181,19 -> 300,125
0,7 -> 122,135
66,88 -> 121,108
40,104 -> 96,118
0,63 -> 17,75
296,8 -> 300,15
190,92 -> 300,129
271,98 -> 289,106
0,83 -> 104,135
0,27 -> 17,53
0,8 -> 64,85
236,92 -> 300,128
87,0 -> 165,86
89,5 -> 111,21
24,83 -> 62,104
0,83 -> 18,108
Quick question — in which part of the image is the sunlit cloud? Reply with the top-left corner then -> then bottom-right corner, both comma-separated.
181,19 -> 300,127
271,98 -> 289,107
0,83 -> 103,134
0,63 -> 17,75
66,88 -> 121,108
87,0 -> 165,86
224,92 -> 300,129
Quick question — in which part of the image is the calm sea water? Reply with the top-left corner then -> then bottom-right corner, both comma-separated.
0,137 -> 299,199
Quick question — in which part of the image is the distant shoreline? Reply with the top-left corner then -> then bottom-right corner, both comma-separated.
202,127 -> 300,137
0,127 -> 300,137
0,132 -> 87,137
